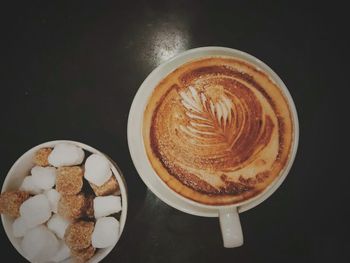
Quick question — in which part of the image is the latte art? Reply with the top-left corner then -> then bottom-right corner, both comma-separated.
179,86 -> 233,140
143,57 -> 294,205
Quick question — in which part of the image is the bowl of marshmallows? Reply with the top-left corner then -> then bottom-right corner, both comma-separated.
0,140 -> 127,263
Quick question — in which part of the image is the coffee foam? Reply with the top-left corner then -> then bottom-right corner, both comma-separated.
143,57 -> 294,205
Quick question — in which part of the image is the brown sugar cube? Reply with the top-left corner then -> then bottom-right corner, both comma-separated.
34,148 -> 52,166
89,175 -> 119,196
0,191 -> 30,218
64,221 -> 94,250
71,245 -> 96,263
84,195 -> 94,219
56,166 -> 84,195
58,194 -> 86,220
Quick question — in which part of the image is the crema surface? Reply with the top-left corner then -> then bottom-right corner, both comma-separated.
143,57 -> 294,205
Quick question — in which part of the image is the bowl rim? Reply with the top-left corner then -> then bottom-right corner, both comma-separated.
1,140 -> 128,263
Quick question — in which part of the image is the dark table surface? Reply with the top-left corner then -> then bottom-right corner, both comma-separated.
0,1 -> 348,262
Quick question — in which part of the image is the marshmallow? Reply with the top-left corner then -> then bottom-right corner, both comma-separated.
21,225 -> 59,263
48,143 -> 84,167
93,196 -> 121,218
20,194 -> 51,228
20,176 -> 42,195
47,214 -> 70,239
91,217 -> 120,248
51,241 -> 71,262
12,217 -> 30,238
31,166 -> 56,190
84,154 -> 112,187
44,189 -> 61,213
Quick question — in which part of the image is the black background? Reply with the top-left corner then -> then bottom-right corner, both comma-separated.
0,1 -> 348,262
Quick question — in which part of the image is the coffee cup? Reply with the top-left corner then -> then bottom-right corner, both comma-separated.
128,47 -> 299,247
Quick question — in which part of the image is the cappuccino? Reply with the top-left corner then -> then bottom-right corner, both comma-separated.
143,57 -> 294,205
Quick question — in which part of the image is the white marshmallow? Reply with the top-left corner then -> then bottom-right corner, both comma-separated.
21,225 -> 59,263
31,166 -> 56,190
84,154 -> 112,187
51,240 -> 71,262
12,217 -> 31,238
48,143 -> 84,167
20,194 -> 51,228
47,214 -> 70,239
93,196 -> 121,218
91,217 -> 120,248
20,176 -> 42,195
44,189 -> 61,213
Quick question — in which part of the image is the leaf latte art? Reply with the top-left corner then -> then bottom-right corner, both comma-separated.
143,57 -> 294,205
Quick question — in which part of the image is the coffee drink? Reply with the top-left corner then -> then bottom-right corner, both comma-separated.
143,57 -> 294,205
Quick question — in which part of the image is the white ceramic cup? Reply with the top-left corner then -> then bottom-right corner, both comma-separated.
128,47 -> 299,248
1,140 -> 128,263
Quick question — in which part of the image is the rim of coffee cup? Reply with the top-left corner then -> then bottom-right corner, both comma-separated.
1,140 -> 128,263
128,46 -> 299,215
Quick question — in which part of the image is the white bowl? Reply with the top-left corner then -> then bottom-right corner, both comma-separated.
1,140 -> 128,263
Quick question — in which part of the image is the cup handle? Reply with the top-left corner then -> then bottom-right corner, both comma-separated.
219,207 -> 243,248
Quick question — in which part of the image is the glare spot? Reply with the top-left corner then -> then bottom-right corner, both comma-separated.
151,26 -> 189,65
